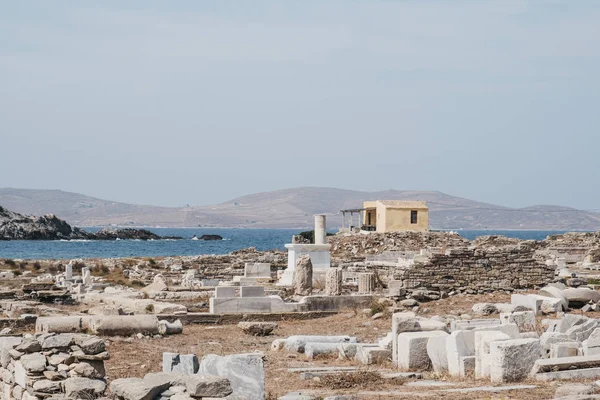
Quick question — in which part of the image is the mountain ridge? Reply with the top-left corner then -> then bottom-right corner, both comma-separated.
1,187 -> 599,230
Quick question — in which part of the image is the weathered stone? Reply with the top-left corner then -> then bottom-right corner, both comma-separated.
426,335 -> 448,374
500,311 -> 536,332
158,320 -> 184,335
397,331 -> 448,370
20,353 -> 46,373
471,303 -> 497,316
238,322 -> 277,336
109,377 -> 171,400
43,370 -> 62,381
358,273 -> 375,294
539,286 -> 569,311
185,374 -> 233,398
42,334 -> 75,350
558,315 -> 588,334
73,360 -> 105,379
15,339 -> 42,353
294,256 -> 312,296
64,377 -> 106,398
489,338 -> 541,383
554,383 -> 595,399
447,330 -> 475,377
325,268 -> 343,296
583,329 -> 600,356
78,337 -> 105,355
563,288 -> 600,306
198,353 -> 264,400
163,353 -> 199,375
474,331 -> 511,378
32,379 -> 61,393
567,319 -> 599,342
550,342 -> 579,358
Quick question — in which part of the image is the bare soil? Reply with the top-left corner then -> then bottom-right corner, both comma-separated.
102,293 -> 565,399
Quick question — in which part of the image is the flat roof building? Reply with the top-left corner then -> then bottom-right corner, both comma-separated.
341,200 -> 429,233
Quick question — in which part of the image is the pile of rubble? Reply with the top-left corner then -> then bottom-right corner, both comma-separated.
0,333 -> 109,399
329,231 -> 470,261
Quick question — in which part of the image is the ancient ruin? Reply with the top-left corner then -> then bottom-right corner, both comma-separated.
2,229 -> 600,398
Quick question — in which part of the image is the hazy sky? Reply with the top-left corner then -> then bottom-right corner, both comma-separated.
1,1 -> 599,209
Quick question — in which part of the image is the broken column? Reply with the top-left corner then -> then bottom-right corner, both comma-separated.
82,267 -> 92,285
65,261 -> 73,280
314,214 -> 326,245
358,273 -> 375,294
325,268 -> 343,296
294,255 -> 312,296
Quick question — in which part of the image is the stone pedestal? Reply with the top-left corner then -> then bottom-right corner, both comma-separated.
278,244 -> 330,286
358,273 -> 375,294
325,268 -> 343,296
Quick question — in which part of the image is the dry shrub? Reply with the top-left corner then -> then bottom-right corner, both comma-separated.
316,370 -> 404,390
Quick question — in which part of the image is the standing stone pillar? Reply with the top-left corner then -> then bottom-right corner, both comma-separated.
358,273 -> 375,294
325,268 -> 343,296
82,267 -> 92,285
294,255 -> 313,296
65,261 -> 73,280
314,215 -> 326,245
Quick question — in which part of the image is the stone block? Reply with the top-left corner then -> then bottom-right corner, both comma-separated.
239,286 -> 265,298
558,314 -> 588,333
215,287 -> 236,298
110,376 -> 170,400
550,342 -> 579,358
426,335 -> 448,374
474,331 -> 511,379
446,330 -> 475,377
511,294 -> 542,315
64,377 -> 107,399
450,319 -> 500,332
500,311 -> 536,332
209,297 -> 298,314
284,335 -> 357,353
583,329 -> 600,356
489,338 -> 541,383
567,319 -> 599,342
163,353 -> 199,375
459,356 -> 475,377
198,353 -> 264,400
540,332 -> 572,358
392,312 -> 448,366
563,288 -> 600,305
539,286 -> 569,311
185,374 -> 233,398
355,346 -> 391,365
244,263 -> 271,278
397,331 -> 448,371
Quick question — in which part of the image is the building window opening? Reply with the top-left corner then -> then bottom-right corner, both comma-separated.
411,210 -> 418,224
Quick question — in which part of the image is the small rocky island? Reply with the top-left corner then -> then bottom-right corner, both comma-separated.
0,206 -> 181,241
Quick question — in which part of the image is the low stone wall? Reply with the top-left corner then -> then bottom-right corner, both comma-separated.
0,333 -> 109,400
395,246 -> 556,293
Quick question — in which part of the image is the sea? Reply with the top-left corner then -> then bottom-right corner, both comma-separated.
0,228 -> 579,260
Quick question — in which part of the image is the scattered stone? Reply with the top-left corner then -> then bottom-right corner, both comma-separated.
238,322 -> 277,336
472,303 -> 498,316
64,377 -> 107,398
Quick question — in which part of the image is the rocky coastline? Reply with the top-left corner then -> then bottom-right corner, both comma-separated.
0,206 -> 182,241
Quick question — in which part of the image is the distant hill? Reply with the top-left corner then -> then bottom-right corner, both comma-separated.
1,187 -> 600,230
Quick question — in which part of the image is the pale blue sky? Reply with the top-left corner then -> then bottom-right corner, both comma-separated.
1,1 -> 599,208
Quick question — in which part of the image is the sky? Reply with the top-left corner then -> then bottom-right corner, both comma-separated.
1,1 -> 599,209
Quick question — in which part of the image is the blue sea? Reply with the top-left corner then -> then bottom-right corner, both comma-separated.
0,228 -> 578,260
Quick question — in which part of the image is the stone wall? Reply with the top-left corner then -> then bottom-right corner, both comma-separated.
394,245 -> 556,293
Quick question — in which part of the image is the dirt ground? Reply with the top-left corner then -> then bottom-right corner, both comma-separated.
100,292 -> 566,400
